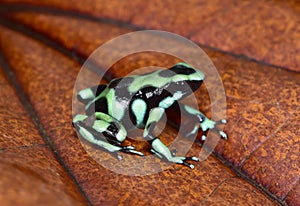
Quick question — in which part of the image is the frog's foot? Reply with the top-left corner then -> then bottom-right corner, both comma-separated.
150,139 -> 199,169
114,146 -> 144,160
169,150 -> 199,169
200,117 -> 227,141
168,156 -> 199,169
144,108 -> 199,169
120,145 -> 145,156
151,148 -> 199,169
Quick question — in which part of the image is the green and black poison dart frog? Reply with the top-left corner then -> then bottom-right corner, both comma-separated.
73,62 -> 227,169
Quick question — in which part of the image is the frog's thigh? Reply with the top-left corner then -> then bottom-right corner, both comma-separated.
93,112 -> 127,143
74,113 -> 144,157
142,108 -> 199,168
77,123 -> 125,153
73,113 -> 127,151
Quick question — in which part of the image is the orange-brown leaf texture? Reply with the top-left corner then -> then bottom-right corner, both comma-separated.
0,1 -> 299,205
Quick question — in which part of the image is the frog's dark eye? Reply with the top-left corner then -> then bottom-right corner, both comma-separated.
158,64 -> 196,77
169,64 -> 196,75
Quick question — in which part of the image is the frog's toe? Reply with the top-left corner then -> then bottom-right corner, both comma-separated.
213,119 -> 227,139
182,161 -> 195,169
171,149 -> 177,156
185,156 -> 199,162
209,127 -> 227,139
116,154 -> 123,160
130,150 -> 145,156
180,156 -> 199,169
121,146 -> 145,156
216,119 -> 227,124
219,131 -> 227,139
170,156 -> 199,169
124,145 -> 135,150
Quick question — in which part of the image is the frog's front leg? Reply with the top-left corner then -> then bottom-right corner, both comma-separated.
73,113 -> 144,160
182,105 -> 227,141
143,107 -> 199,169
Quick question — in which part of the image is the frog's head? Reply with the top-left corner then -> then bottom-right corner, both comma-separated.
160,62 -> 205,96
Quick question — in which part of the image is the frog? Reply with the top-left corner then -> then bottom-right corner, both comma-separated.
73,62 -> 227,169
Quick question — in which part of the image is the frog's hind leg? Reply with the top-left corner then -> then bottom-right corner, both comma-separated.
182,104 -> 227,140
77,84 -> 107,104
143,107 -> 199,169
73,113 -> 144,160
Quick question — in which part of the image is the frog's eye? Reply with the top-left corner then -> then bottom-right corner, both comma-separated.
158,65 -> 196,78
168,64 -> 197,75
175,62 -> 193,68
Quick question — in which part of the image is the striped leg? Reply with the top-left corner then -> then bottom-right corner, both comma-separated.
77,84 -> 107,104
143,107 -> 199,169
182,105 -> 227,140
73,113 -> 144,160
